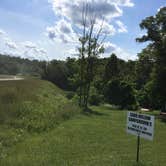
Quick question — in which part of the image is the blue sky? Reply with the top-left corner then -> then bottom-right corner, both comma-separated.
0,0 -> 165,60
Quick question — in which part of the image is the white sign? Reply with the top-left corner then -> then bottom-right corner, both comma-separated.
127,112 -> 155,140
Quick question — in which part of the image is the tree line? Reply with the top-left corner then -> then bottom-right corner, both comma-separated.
0,54 -> 44,76
42,6 -> 166,111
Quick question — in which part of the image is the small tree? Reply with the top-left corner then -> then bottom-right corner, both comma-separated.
78,3 -> 105,110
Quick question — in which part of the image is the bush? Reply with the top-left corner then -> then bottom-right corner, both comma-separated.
104,79 -> 138,110
137,87 -> 150,109
89,87 -> 104,106
137,80 -> 163,110
42,60 -> 69,90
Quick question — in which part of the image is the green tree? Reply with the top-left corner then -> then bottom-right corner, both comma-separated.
104,79 -> 137,110
78,3 -> 105,110
66,57 -> 79,91
103,54 -> 119,82
44,60 -> 69,89
135,46 -> 154,89
136,7 -> 166,109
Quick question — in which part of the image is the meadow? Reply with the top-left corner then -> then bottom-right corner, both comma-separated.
0,79 -> 165,166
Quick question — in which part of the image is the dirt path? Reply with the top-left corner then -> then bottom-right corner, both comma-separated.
0,76 -> 24,81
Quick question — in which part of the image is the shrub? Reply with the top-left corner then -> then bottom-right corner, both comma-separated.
137,80 -> 163,110
89,87 -> 104,106
104,79 -> 138,110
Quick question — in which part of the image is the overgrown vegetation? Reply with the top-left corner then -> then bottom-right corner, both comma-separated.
0,79 -> 80,159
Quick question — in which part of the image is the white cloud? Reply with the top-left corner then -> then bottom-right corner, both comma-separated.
46,19 -> 78,43
22,46 -> 47,60
104,42 -> 136,60
23,41 -> 37,49
46,0 -> 134,60
65,48 -> 79,57
5,41 -> 17,49
104,42 -> 117,53
48,0 -> 134,38
49,0 -> 134,21
22,41 -> 48,59
0,29 -> 6,35
50,0 -> 123,32
94,20 -> 116,36
49,0 -> 124,25
116,20 -> 128,33
157,5 -> 165,12
0,28 -> 48,60
113,0 -> 134,7
46,27 -> 56,40
38,48 -> 47,55
1,1 -> 135,61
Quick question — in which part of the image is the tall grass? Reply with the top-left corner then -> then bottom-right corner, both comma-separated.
0,79 -> 80,158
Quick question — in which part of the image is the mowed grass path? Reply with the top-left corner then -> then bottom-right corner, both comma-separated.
1,106 -> 166,166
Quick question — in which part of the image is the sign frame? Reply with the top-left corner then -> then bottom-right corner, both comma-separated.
127,111 -> 155,141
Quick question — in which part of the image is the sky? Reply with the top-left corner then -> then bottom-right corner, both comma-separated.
0,0 -> 165,61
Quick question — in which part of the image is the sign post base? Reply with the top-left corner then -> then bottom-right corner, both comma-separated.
136,135 -> 140,162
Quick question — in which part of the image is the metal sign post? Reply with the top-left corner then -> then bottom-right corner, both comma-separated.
136,135 -> 140,162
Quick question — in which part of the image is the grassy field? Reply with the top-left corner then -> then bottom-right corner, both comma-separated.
0,79 -> 165,165
0,96 -> 165,166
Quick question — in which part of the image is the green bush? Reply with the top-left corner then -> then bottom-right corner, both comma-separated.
104,79 -> 138,110
89,87 -> 104,106
137,80 -> 163,109
137,87 -> 150,109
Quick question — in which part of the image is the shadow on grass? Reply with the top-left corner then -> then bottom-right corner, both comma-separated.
160,118 -> 166,123
81,107 -> 106,116
100,104 -> 124,111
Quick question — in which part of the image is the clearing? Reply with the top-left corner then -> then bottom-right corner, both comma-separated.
0,79 -> 165,166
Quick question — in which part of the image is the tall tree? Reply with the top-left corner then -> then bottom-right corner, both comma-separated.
103,53 -> 119,83
78,3 -> 105,110
136,7 -> 166,109
135,46 -> 154,89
